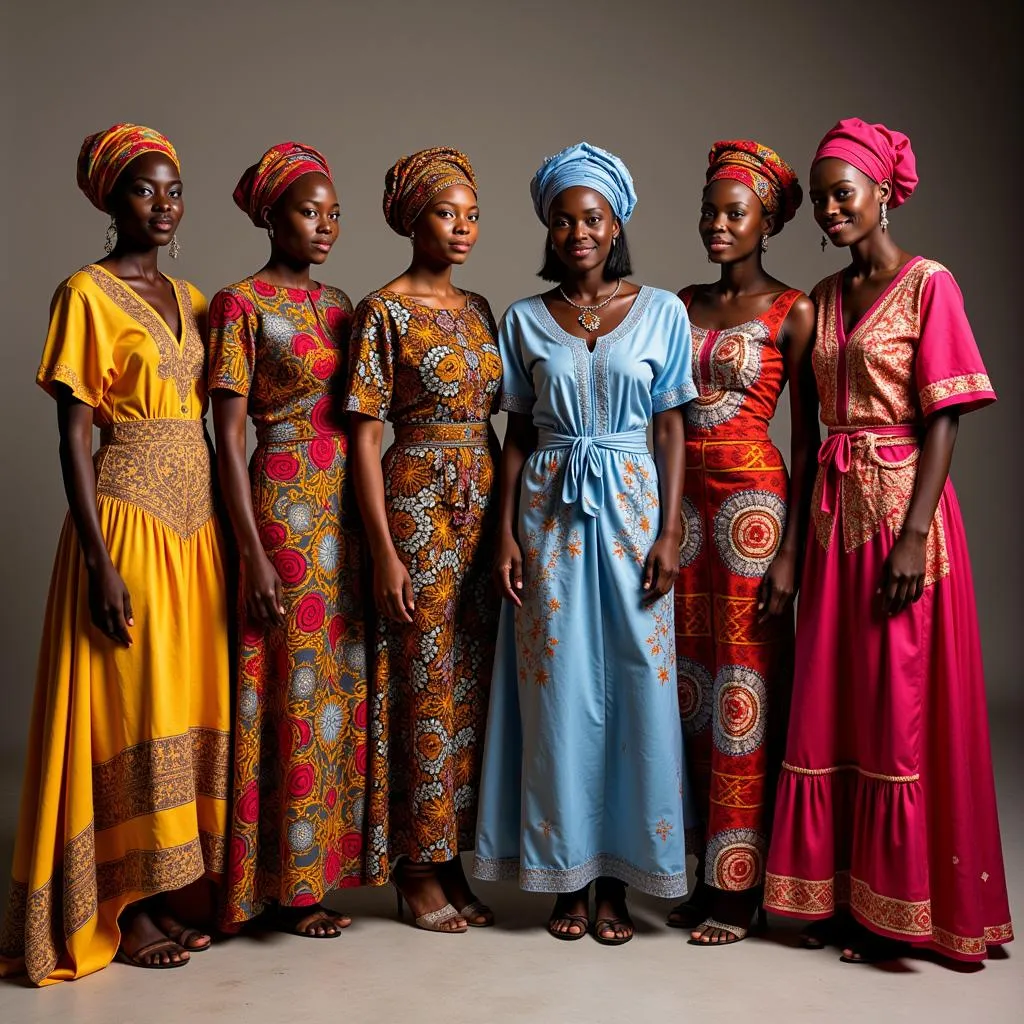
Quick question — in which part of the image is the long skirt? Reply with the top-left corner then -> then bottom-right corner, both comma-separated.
764,477 -> 1013,961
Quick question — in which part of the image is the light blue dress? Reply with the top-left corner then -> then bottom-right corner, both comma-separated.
473,286 -> 697,897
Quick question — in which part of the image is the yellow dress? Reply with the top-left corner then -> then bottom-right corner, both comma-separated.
0,264 -> 230,985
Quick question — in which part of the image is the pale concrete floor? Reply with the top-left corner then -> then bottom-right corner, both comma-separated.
1,710 -> 1021,1024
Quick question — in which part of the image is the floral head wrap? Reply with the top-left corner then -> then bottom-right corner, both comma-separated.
76,123 -> 179,212
530,141 -> 637,225
382,147 -> 477,236
812,118 -> 918,207
233,142 -> 333,226
706,139 -> 802,234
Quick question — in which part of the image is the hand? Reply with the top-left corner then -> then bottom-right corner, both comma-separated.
758,549 -> 797,623
879,530 -> 927,616
374,550 -> 415,623
242,551 -> 286,628
494,532 -> 524,607
642,534 -> 679,604
87,561 -> 134,646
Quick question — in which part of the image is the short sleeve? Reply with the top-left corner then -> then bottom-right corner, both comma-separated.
36,281 -> 115,406
344,298 -> 394,421
915,270 -> 996,418
651,297 -> 698,412
497,307 -> 535,415
207,287 -> 257,396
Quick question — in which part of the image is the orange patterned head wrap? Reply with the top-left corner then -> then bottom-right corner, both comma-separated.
706,139 -> 802,234
76,123 -> 180,213
383,147 -> 477,236
233,142 -> 333,226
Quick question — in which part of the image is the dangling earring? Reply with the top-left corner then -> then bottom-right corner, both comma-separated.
409,230 -> 415,246
267,225 -> 275,240
820,235 -> 828,252
879,201 -> 889,232
104,216 -> 117,255
168,235 -> 181,260
611,236 -> 618,247
760,235 -> 769,253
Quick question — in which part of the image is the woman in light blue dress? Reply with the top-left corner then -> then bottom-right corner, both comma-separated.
473,143 -> 696,944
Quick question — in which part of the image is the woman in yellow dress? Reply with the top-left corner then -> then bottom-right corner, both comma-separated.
0,124 -> 231,983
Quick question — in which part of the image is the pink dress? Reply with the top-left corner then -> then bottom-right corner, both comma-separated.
763,257 -> 1012,961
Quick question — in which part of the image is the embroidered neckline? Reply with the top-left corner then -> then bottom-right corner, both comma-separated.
530,285 -> 653,352
83,264 -> 204,405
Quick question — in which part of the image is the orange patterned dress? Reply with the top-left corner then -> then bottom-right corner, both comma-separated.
207,278 -> 372,923
345,289 -> 501,876
673,287 -> 803,895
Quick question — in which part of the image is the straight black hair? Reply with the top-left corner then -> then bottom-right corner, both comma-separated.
537,226 -> 634,282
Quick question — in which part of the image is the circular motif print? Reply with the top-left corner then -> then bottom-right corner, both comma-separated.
678,497 -> 703,569
713,489 -> 786,578
712,664 -> 767,756
706,828 -> 766,891
676,656 -> 713,734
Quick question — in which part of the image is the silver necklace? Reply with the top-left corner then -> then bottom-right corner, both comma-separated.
558,279 -> 622,332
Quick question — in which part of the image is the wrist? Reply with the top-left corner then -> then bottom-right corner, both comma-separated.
657,527 -> 682,545
901,522 -> 930,542
368,537 -> 398,562
83,549 -> 113,574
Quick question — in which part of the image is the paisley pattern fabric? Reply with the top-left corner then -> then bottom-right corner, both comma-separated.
345,290 -> 501,874
207,278 -> 373,923
674,287 -> 803,894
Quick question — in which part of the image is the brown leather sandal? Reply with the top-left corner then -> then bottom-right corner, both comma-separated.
115,938 -> 190,969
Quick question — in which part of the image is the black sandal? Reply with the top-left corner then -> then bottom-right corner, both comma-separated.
593,878 -> 634,946
547,887 -> 590,941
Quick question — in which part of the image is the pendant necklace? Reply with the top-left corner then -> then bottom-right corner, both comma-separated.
559,279 -> 622,332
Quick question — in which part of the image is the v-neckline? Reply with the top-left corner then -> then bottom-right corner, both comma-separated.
836,256 -> 921,342
90,262 -> 185,346
533,286 -> 651,353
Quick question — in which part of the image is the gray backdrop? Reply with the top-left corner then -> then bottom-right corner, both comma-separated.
2,0 -> 1020,785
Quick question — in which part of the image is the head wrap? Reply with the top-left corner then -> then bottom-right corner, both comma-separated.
706,139 -> 802,234
530,141 -> 637,225
233,142 -> 333,226
77,123 -> 179,212
382,147 -> 477,236
812,118 -> 918,208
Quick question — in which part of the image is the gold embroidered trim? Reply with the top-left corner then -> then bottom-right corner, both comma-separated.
38,362 -> 104,406
765,872 -> 1011,957
92,728 -> 230,832
83,265 -> 205,405
94,418 -> 214,539
812,432 -> 950,586
919,373 -> 993,413
0,825 -> 225,983
781,761 -> 920,783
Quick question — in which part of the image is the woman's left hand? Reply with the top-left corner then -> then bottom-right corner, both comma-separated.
642,534 -> 679,604
880,530 -> 927,615
757,548 -> 798,623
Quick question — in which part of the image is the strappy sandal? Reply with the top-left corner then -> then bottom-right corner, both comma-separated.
276,905 -> 350,938
154,915 -> 212,952
593,917 -> 635,946
115,938 -> 190,969
392,860 -> 467,934
456,900 -> 495,928
547,906 -> 590,941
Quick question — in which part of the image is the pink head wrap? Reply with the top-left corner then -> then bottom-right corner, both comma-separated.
812,118 -> 918,207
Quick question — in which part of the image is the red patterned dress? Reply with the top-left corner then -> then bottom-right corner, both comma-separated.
345,290 -> 501,878
673,287 -> 802,895
207,278 -> 371,924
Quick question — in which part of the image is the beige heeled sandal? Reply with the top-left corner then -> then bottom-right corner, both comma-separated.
394,888 -> 467,933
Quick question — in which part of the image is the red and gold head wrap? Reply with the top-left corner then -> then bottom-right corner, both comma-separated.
383,147 -> 477,236
706,139 -> 802,234
76,123 -> 180,213
233,142 -> 333,226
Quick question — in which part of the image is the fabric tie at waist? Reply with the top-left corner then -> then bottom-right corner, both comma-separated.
818,424 -> 918,515
256,422 -> 345,446
394,421 -> 490,447
538,429 -> 650,517
100,418 -> 206,446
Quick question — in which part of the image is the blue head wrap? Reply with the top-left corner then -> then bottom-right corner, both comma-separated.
530,141 -> 637,225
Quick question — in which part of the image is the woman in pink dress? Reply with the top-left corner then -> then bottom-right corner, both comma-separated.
763,118 -> 1012,963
